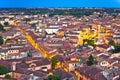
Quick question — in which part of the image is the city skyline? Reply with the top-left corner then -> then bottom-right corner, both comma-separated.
1,0 -> 120,8
0,4 -> 120,80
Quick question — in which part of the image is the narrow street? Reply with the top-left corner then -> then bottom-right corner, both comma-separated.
13,22 -> 48,58
13,22 -> 79,80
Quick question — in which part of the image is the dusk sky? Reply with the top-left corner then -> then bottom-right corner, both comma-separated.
0,0 -> 120,8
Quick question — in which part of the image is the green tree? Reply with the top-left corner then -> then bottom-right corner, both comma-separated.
0,65 -> 9,75
83,39 -> 94,46
47,74 -> 60,80
87,54 -> 97,66
109,40 -> 115,46
0,24 -> 4,31
24,18 -> 30,24
87,39 -> 94,46
113,45 -> 120,53
0,36 -> 4,45
5,74 -> 11,79
51,57 -> 59,69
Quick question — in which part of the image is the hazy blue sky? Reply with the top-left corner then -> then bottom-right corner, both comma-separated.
0,0 -> 120,8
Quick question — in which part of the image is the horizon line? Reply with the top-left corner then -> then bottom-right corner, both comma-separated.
0,7 -> 120,9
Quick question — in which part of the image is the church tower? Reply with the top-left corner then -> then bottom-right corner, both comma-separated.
41,15 -> 46,38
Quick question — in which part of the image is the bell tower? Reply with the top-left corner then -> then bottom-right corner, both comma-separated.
41,15 -> 46,38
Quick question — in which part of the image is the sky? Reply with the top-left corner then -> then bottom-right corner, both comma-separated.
0,0 -> 120,8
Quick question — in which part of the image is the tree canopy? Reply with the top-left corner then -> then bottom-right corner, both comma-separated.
0,36 -> 4,45
0,65 -> 9,75
83,39 -> 95,46
113,45 -> 120,53
87,54 -> 97,66
109,40 -> 115,46
108,40 -> 120,53
51,57 -> 59,69
24,18 -> 30,24
5,74 -> 11,79
46,74 -> 61,80
0,24 -> 4,31
1,8 -> 120,17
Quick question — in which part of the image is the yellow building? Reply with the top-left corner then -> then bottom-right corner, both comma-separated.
77,28 -> 96,45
